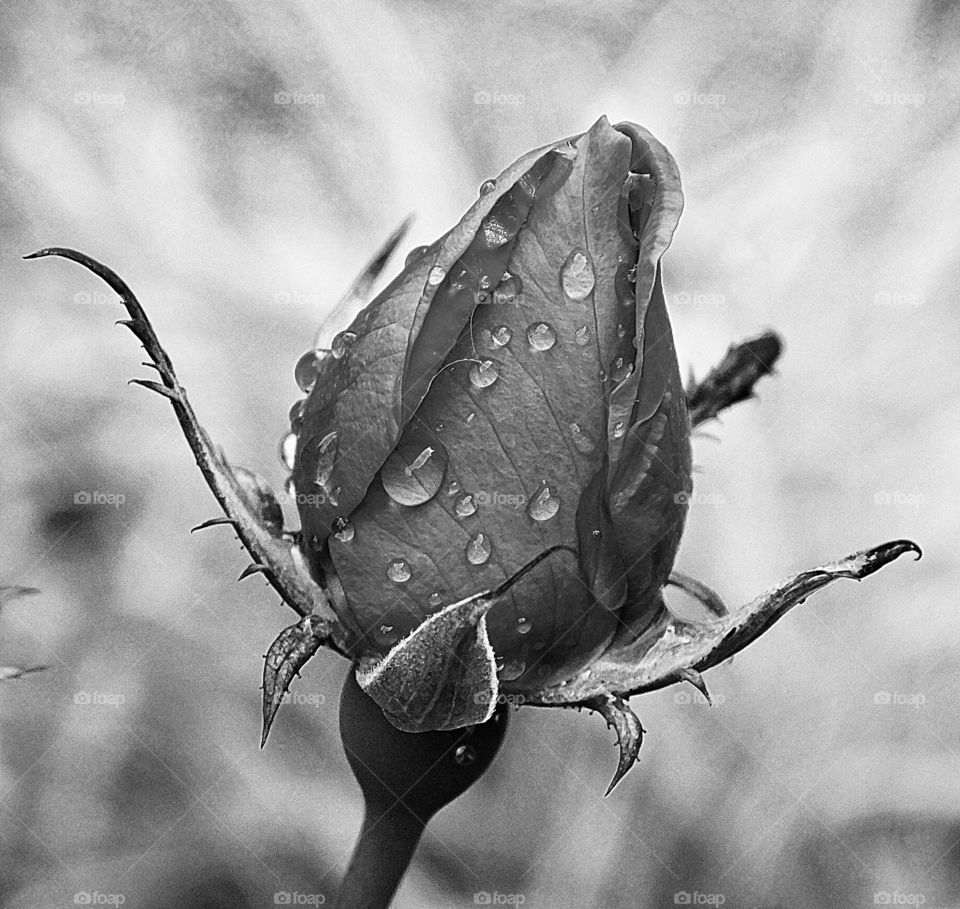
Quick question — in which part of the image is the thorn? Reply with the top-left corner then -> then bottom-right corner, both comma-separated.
190,517 -> 237,533
141,362 -> 161,372
128,378 -> 180,401
238,564 -> 268,582
583,693 -> 644,796
677,667 -> 713,705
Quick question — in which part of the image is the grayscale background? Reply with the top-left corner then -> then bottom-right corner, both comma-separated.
0,1 -> 955,907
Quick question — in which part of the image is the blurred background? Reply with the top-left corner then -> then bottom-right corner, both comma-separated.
0,0 -> 957,906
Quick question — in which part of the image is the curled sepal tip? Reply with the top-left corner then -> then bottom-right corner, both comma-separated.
261,614 -> 329,747
583,693 -> 645,796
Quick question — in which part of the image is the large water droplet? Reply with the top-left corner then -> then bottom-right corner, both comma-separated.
561,249 -> 595,301
447,480 -> 461,496
569,422 -> 596,454
479,179 -> 496,195
574,325 -> 591,346
405,245 -> 429,267
427,265 -> 446,286
527,483 -> 561,522
381,439 -> 448,506
526,322 -> 557,352
610,356 -> 634,383
493,275 -> 522,305
314,431 -> 340,488
387,559 -> 412,583
490,325 -> 512,349
428,591 -> 443,608
454,744 -> 477,766
499,659 -> 526,681
331,516 -> 355,543
278,431 -> 298,471
466,532 -> 491,565
285,476 -> 297,498
612,421 -> 626,439
516,616 -> 531,635
294,349 -> 330,393
454,493 -> 477,518
469,359 -> 501,389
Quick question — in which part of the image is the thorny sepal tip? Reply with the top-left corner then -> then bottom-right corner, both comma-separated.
261,614 -> 329,747
583,693 -> 645,796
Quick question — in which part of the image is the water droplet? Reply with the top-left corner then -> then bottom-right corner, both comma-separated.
387,559 -> 412,583
615,261 -> 636,301
554,142 -> 578,160
427,265 -> 446,286
612,421 -> 626,439
592,529 -> 602,539
516,616 -> 531,635
569,422 -> 596,454
527,483 -> 560,522
465,411 -> 476,424
574,325 -> 591,346
480,214 -> 511,248
434,421 -> 445,432
289,399 -> 306,429
374,624 -> 400,647
493,275 -> 522,305
561,249 -> 595,301
405,245 -> 429,267
284,476 -> 297,498
327,486 -> 341,507
490,325 -> 512,348
278,431 -> 298,471
381,439 -> 448,506
454,744 -> 477,766
469,359 -> 500,389
428,591 -> 443,608
526,322 -> 557,352
478,273 -> 494,290
479,179 -> 497,195
294,349 -> 330,393
447,480 -> 461,496
610,356 -> 634,382
454,493 -> 477,518
617,323 -> 627,339
466,532 -> 491,565
314,431 -> 340,488
331,331 -> 357,360
499,658 -> 526,681
332,516 -> 355,543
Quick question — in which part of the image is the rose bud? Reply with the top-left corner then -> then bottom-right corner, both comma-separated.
28,116 -> 920,794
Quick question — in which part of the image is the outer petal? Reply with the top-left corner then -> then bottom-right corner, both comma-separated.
294,141 -> 573,553
329,117 -> 639,688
